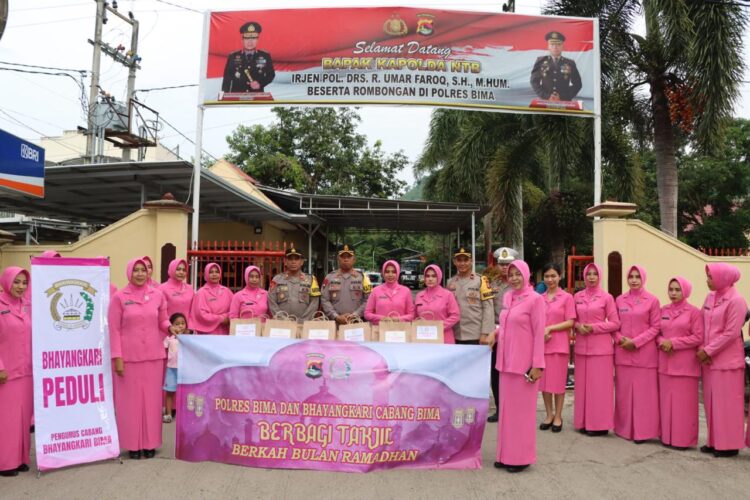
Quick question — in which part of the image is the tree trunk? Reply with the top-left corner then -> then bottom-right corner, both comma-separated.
650,76 -> 678,237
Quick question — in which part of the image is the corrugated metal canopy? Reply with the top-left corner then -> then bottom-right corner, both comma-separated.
259,185 -> 485,233
0,161 -> 315,227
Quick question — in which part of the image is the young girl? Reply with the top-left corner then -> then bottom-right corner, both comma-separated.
163,313 -> 189,423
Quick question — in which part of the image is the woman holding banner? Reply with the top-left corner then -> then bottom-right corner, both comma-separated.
230,265 -> 269,321
0,267 -> 32,477
364,260 -> 415,324
190,263 -> 233,335
488,260 -> 545,473
109,258 -> 170,460
159,259 -> 194,318
414,264 -> 460,343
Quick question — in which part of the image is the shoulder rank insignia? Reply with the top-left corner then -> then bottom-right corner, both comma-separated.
480,276 -> 495,301
309,276 -> 322,297
362,273 -> 372,294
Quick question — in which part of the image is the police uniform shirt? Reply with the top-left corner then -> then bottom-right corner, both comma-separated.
268,272 -> 320,322
489,278 -> 513,323
447,273 -> 495,341
221,50 -> 276,93
530,55 -> 582,101
320,270 -> 372,319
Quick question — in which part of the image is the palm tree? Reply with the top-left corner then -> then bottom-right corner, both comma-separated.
549,0 -> 747,236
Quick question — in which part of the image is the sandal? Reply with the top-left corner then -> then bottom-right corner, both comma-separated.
162,414 -> 173,423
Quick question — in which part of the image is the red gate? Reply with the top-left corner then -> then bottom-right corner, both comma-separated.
566,250 -> 593,293
187,240 -> 288,291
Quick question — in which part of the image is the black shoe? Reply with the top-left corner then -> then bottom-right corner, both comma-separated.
634,440 -> 646,444
551,420 -> 563,433
577,428 -> 588,435
16,464 -> 29,472
586,430 -> 608,437
128,450 -> 142,460
713,449 -> 739,458
699,445 -> 715,454
667,445 -> 690,451
539,420 -> 553,431
142,449 -> 156,459
171,409 -> 177,418
0,469 -> 19,477
493,461 -> 506,469
506,464 -> 529,473
487,413 -> 498,423
29,425 -> 35,434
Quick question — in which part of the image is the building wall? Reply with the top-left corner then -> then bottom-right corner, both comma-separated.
0,206 -> 188,289
40,130 -> 179,164
593,217 -> 750,305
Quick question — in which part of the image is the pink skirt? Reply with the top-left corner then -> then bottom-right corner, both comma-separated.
113,359 -> 164,451
497,372 -> 538,466
0,376 -> 32,471
574,354 -> 614,432
703,367 -> 745,451
539,353 -> 568,394
659,374 -> 698,448
614,365 -> 660,441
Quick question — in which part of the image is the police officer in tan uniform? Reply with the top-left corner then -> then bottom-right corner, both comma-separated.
268,247 -> 321,322
446,248 -> 495,345
320,245 -> 372,325
485,246 -> 518,422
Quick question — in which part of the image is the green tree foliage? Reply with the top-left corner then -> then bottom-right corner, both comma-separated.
225,107 -> 408,198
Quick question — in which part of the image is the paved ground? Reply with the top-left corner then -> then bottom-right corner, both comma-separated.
4,393 -> 750,500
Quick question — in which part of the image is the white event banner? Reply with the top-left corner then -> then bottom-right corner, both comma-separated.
31,257 -> 119,471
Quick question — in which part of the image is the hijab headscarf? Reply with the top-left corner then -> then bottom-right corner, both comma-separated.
664,276 -> 692,316
163,259 -> 189,290
625,265 -> 648,298
706,262 -> 740,296
202,263 -> 225,296
423,264 -> 444,297
141,255 -> 160,287
40,250 -> 61,258
381,260 -> 401,289
508,260 -> 533,296
123,258 -> 150,302
0,267 -> 29,315
582,262 -> 603,297
244,265 -> 262,290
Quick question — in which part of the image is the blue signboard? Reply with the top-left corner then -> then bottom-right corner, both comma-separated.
0,128 -> 45,198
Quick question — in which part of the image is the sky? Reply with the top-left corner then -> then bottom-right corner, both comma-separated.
1,0 -> 749,188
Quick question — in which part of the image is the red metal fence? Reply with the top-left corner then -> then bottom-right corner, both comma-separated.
700,248 -> 750,257
567,255 -> 594,293
187,240 -> 288,291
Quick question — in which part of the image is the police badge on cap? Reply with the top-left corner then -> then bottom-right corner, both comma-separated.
240,22 -> 262,39
545,31 -> 565,42
493,247 -> 519,264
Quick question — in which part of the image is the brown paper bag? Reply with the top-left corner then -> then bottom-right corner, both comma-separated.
263,311 -> 299,339
410,312 -> 444,343
337,316 -> 371,342
230,317 -> 263,337
302,311 -> 337,340
377,314 -> 412,343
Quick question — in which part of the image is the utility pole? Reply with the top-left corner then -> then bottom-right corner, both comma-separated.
86,0 -> 141,162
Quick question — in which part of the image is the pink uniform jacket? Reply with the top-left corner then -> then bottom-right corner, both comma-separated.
574,264 -> 620,356
615,266 -> 661,368
158,258 -> 195,318
543,288 -> 576,354
495,261 -> 546,374
230,265 -> 269,320
189,263 -> 233,334
414,264 -> 460,342
109,259 -> 170,362
701,263 -> 747,370
658,277 -> 703,377
364,260 -> 415,324
0,268 -> 32,379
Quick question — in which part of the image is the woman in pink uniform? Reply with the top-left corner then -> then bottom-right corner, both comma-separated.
538,263 -> 575,433
573,263 -> 619,436
614,265 -> 661,443
489,260 -> 545,473
159,259 -> 194,318
0,267 -> 32,477
230,265 -> 269,320
364,260 -> 415,324
657,277 -> 703,449
698,263 -> 747,457
142,256 -> 160,289
189,263 -> 233,335
109,258 -> 170,459
414,264 -> 460,343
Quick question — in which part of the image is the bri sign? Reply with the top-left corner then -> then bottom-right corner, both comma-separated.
31,257 -> 119,471
176,336 -> 490,472
0,127 -> 45,198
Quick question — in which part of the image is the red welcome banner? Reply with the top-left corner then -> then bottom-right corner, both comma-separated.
199,7 -> 597,115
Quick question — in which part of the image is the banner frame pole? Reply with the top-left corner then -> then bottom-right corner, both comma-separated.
593,17 -> 602,207
192,10 -> 210,288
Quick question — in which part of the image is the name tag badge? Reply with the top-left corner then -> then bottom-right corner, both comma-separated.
124,300 -> 136,306
0,309 -> 10,315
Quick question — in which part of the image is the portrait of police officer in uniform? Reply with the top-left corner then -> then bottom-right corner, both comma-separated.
221,21 -> 276,93
530,31 -> 582,102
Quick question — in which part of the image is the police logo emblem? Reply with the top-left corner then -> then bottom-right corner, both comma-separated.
383,14 -> 408,36
416,13 -> 434,35
305,353 -> 325,379
46,279 -> 97,331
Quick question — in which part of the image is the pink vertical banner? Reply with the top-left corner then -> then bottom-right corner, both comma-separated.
176,337 -> 489,472
31,257 -> 120,471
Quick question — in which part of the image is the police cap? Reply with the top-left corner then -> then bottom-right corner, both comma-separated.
545,31 -> 565,43
240,22 -> 262,39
